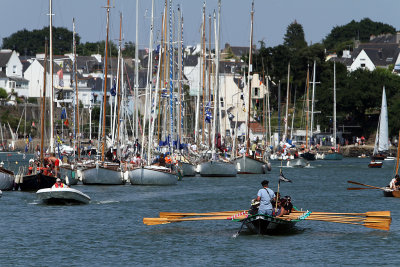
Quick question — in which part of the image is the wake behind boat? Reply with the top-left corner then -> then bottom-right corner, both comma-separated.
36,187 -> 90,204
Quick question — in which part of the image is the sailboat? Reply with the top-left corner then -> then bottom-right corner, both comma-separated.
368,87 -> 388,168
81,0 -> 124,185
17,40 -> 57,191
0,164 -> 14,191
199,0 -> 237,177
128,0 -> 178,185
233,1 -> 269,174
325,62 -> 343,160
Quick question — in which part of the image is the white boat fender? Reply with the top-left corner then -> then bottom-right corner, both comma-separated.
266,162 -> 272,171
0,190 -> 2,198
65,176 -> 70,185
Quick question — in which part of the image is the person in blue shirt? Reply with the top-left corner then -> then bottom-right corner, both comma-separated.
256,180 -> 275,216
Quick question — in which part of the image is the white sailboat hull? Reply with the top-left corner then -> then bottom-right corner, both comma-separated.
180,162 -> 196,176
129,166 -> 178,185
36,187 -> 90,204
234,156 -> 266,174
199,161 -> 237,177
81,165 -> 124,185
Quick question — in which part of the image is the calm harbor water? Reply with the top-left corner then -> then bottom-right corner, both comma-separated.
1,153 -> 400,266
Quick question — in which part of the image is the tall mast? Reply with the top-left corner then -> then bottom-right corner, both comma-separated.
333,61 -> 337,149
208,13 -> 212,147
168,0 -> 174,150
40,41 -> 48,166
245,0 -> 254,155
290,88 -> 296,140
116,13 -> 123,151
101,0 -> 111,162
142,0 -> 155,158
134,0 -> 139,139
73,18 -> 80,161
211,5 -> 218,155
267,76 -> 272,145
49,0 -> 55,153
201,2 -> 206,144
283,62 -> 290,142
305,66 -> 310,149
310,60 -> 316,143
178,5 -> 183,150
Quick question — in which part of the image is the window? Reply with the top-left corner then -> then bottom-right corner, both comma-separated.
253,87 -> 259,97
13,65 -> 16,74
361,63 -> 366,68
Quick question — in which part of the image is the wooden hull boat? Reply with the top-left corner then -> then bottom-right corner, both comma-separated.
368,161 -> 383,168
300,152 -> 316,161
383,187 -> 400,198
234,155 -> 270,174
199,160 -> 237,177
0,167 -> 14,191
237,214 -> 297,235
18,173 -> 57,191
129,166 -> 178,185
81,163 -> 124,185
36,187 -> 90,204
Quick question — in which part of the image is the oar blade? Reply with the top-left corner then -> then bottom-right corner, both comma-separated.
364,222 -> 391,231
143,218 -> 172,225
365,211 -> 391,218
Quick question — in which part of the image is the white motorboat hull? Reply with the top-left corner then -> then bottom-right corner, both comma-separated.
0,167 -> 14,190
129,166 -> 178,185
36,187 -> 91,204
199,161 -> 237,177
286,158 -> 308,168
81,165 -> 124,185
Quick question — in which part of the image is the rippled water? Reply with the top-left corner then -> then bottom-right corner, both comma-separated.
1,154 -> 399,266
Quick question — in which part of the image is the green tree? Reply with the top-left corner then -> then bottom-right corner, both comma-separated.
0,88 -> 7,99
122,41 -> 136,58
323,18 -> 396,51
2,27 -> 79,56
283,21 -> 307,51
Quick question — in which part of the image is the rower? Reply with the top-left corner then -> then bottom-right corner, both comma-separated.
256,180 -> 275,216
389,175 -> 400,190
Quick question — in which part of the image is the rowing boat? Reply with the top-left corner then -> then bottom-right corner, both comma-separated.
236,213 -> 298,235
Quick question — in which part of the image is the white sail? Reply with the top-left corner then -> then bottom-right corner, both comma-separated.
376,87 -> 389,153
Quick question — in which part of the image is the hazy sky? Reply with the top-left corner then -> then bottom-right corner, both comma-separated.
1,0 -> 400,51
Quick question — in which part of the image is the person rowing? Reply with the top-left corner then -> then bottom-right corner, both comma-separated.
256,180 -> 275,216
389,174 -> 400,190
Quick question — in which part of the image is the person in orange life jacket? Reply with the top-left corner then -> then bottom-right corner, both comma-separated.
52,178 -> 68,189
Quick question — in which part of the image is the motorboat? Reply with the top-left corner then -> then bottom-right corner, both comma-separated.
36,187 -> 90,204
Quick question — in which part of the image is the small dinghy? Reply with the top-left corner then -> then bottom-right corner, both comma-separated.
36,187 -> 90,204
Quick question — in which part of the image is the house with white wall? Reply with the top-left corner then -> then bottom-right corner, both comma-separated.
0,49 -> 29,98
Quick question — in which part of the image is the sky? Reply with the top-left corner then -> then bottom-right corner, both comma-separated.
1,0 -> 400,52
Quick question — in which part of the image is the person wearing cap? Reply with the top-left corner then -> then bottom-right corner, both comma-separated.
256,180 -> 275,216
52,178 -> 68,189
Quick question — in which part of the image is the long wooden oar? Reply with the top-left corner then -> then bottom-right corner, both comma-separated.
291,210 -> 391,218
347,187 -> 383,190
143,215 -> 248,226
347,181 -> 385,190
282,216 -> 391,230
159,211 -> 246,218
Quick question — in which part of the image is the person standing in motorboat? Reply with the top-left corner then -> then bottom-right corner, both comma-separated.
52,178 -> 68,189
256,180 -> 275,216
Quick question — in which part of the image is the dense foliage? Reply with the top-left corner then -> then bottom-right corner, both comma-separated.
323,18 -> 396,52
2,27 -> 132,58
